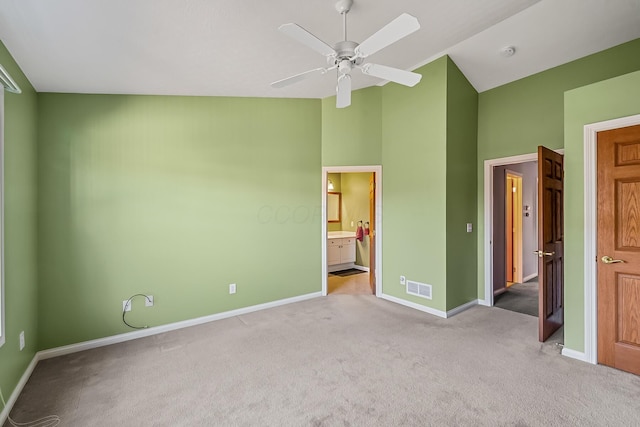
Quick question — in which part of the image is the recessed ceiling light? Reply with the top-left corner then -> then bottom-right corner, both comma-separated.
500,46 -> 516,57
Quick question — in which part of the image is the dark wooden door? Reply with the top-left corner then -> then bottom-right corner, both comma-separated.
597,124 -> 640,376
369,173 -> 376,295
537,146 -> 564,342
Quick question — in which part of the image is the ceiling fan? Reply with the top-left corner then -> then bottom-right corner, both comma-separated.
271,0 -> 422,108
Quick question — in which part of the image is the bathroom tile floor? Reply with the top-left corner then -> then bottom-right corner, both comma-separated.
327,271 -> 373,295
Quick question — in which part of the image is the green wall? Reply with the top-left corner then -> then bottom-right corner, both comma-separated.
37,94 -> 322,349
1,29 -> 637,394
381,57 -> 449,310
322,56 -> 478,312
0,42 -> 39,401
476,39 -> 640,306
445,58 -> 478,310
322,87 -> 382,167
564,70 -> 640,352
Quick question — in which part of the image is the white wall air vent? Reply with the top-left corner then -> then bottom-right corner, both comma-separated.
406,280 -> 432,300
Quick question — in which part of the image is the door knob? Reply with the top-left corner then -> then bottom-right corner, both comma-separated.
533,250 -> 555,258
601,256 -> 625,264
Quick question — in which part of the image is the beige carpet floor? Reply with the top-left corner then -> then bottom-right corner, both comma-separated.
5,296 -> 640,426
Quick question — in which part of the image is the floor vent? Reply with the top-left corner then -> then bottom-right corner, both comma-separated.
406,280 -> 432,300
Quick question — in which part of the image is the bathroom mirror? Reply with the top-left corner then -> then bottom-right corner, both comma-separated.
327,192 -> 341,223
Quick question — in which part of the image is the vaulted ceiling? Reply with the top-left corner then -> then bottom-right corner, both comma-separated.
1,0 -> 639,98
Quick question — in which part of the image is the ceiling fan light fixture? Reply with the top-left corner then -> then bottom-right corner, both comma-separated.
271,0 -> 421,108
338,59 -> 353,74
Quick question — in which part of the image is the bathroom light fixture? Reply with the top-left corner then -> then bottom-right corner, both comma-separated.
0,64 -> 21,93
328,179 -> 334,190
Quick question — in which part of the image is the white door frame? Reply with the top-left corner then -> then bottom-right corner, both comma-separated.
483,154 -> 537,306
321,166 -> 382,297
581,113 -> 640,364
483,149 -> 564,306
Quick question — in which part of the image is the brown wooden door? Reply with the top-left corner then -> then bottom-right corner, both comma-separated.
597,124 -> 640,376
369,173 -> 376,294
537,146 -> 564,342
506,176 -> 514,283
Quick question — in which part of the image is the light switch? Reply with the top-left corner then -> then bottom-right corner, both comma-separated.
466,223 -> 473,233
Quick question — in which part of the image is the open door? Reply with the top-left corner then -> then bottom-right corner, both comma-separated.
369,173 -> 376,294
506,172 -> 523,285
597,124 -> 640,375
537,146 -> 564,342
506,175 -> 514,283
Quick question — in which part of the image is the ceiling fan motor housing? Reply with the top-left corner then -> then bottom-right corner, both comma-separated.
330,40 -> 362,73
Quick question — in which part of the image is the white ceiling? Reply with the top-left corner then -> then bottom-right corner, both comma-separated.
0,0 -> 639,98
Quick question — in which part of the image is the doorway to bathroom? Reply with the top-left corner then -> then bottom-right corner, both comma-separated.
322,166 -> 382,297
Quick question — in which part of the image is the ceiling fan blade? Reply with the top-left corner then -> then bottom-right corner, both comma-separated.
278,23 -> 336,57
360,63 -> 422,87
336,74 -> 352,109
271,68 -> 328,89
355,13 -> 420,58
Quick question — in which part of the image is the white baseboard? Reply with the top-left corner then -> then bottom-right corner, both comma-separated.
38,292 -> 322,360
327,263 -> 356,273
523,273 -> 539,283
446,299 -> 479,317
477,299 -> 491,307
380,294 -> 448,318
561,347 -> 592,364
0,354 -> 39,426
380,294 -> 479,319
2,292 -> 323,422
353,265 -> 370,272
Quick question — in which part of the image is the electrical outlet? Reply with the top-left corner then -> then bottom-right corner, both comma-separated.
466,223 -> 473,233
229,283 -> 237,294
145,295 -> 154,307
123,300 -> 132,312
19,331 -> 25,351
400,275 -> 406,285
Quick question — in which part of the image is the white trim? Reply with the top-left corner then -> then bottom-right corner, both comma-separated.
446,299 -> 479,317
0,64 -> 21,94
380,294 -> 479,318
327,262 -> 356,273
0,354 -> 38,425
321,166 -> 382,297
380,293 -> 447,318
561,347 -> 590,364
483,150 -> 563,307
484,153 -> 537,307
328,264 -> 370,273
582,114 -> 640,365
523,273 -> 538,283
38,292 -> 321,360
